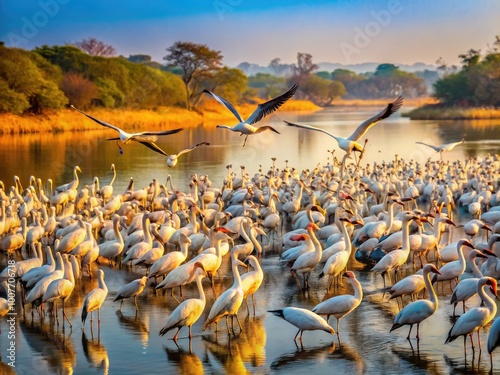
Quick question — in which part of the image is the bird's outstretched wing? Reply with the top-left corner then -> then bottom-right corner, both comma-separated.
71,105 -> 122,133
415,141 -> 441,152
283,120 -> 338,140
138,141 -> 169,156
177,142 -> 210,157
347,96 -> 404,141
246,84 -> 298,125
203,90 -> 243,123
135,128 -> 184,136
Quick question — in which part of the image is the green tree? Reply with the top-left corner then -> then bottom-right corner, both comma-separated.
301,75 -> 346,106
206,67 -> 248,106
164,41 -> 223,110
0,45 -> 67,114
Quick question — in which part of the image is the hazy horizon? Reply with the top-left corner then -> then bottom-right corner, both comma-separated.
1,0 -> 499,69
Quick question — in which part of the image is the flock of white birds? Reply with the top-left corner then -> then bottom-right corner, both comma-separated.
1,89 -> 500,371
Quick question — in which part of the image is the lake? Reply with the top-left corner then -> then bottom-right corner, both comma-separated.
1,106 -> 500,375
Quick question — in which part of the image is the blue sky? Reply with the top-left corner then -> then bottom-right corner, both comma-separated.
1,0 -> 499,68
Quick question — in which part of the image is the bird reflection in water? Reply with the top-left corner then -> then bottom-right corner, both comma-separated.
201,317 -> 267,373
20,321 -> 76,374
82,331 -> 109,375
164,340 -> 204,375
270,341 -> 336,370
116,310 -> 149,347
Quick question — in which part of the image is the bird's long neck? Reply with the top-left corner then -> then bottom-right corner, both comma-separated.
250,258 -> 263,277
195,273 -> 206,304
110,166 -> 116,186
384,203 -> 395,236
113,219 -> 123,244
240,219 -> 252,246
46,246 -> 55,266
308,226 -> 322,258
341,222 -> 352,255
64,257 -> 75,285
55,254 -> 64,273
180,240 -> 189,260
98,272 -> 108,293
470,255 -> 484,278
479,282 -> 497,317
73,167 -> 79,186
248,224 -> 262,254
351,277 -> 363,301
143,217 -> 152,245
402,219 -> 412,254
232,263 -> 243,289
457,244 -> 466,269
424,268 -> 438,309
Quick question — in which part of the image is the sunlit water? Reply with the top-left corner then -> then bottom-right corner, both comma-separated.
1,107 -> 500,374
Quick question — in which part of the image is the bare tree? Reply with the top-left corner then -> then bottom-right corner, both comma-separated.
72,37 -> 116,57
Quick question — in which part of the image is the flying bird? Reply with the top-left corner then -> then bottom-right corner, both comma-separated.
284,96 -> 403,155
71,105 -> 184,155
165,142 -> 210,167
415,139 -> 465,160
203,84 -> 298,147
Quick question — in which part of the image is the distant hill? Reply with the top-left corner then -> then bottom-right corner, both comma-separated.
236,61 -> 437,76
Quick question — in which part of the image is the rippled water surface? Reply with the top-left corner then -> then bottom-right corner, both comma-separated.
1,107 -> 500,374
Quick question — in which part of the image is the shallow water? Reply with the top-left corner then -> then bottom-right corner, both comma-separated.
1,107 -> 500,374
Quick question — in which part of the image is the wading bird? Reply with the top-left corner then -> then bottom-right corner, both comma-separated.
159,263 -> 206,341
113,276 -> 147,313
71,105 -> 184,155
445,277 -> 498,356
390,264 -> 441,341
203,84 -> 298,147
267,307 -> 335,344
81,269 -> 108,329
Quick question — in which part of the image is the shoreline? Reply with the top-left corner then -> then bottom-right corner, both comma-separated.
0,100 -> 320,135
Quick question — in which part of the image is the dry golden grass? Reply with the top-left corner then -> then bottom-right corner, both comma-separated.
404,105 -> 500,120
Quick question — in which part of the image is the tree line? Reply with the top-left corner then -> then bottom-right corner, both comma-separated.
432,36 -> 500,107
0,38 -> 433,116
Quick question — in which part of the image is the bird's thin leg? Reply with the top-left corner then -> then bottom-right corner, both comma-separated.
235,315 -> 243,332
98,308 -> 101,325
173,327 -> 180,342
242,135 -> 249,147
189,325 -> 193,340
62,300 -> 72,328
134,296 -> 139,312
294,329 -> 301,341
407,324 -> 413,340
416,323 -> 421,341
251,294 -> 256,316
477,330 -> 482,352
120,300 -> 123,312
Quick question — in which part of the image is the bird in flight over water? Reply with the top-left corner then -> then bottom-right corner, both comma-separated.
203,84 -> 298,147
164,142 -> 210,168
283,96 -> 404,155
71,105 -> 184,156
415,139 -> 465,160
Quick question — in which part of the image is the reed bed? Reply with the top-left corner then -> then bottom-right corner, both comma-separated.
403,105 -> 500,120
